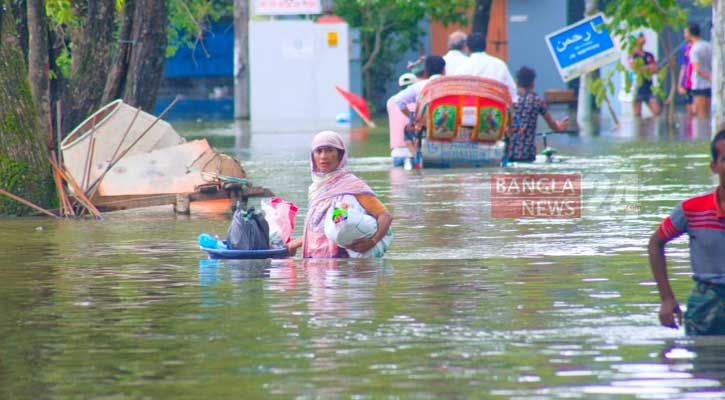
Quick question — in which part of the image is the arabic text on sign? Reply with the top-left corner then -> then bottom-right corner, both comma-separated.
555,31 -> 592,53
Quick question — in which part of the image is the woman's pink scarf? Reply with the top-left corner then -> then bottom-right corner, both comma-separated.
303,131 -> 374,258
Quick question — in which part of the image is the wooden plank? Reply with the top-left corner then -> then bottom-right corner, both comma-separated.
544,89 -> 576,105
0,188 -> 59,218
48,156 -> 103,218
93,186 -> 274,212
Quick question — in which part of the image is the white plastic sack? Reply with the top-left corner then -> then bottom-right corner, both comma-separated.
323,195 -> 392,258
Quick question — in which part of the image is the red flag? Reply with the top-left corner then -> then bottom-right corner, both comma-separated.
335,86 -> 376,128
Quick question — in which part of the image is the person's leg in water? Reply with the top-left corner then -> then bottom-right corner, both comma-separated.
634,83 -> 657,117
404,139 -> 417,160
633,96 -> 643,118
647,97 -> 661,117
692,89 -> 711,119
685,89 -> 694,116
403,123 -> 418,168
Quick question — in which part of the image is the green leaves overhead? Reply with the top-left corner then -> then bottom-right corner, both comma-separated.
45,0 -> 76,27
44,0 -> 232,74
167,0 -> 231,57
588,0 -> 694,108
603,0 -> 685,55
334,0 -> 472,106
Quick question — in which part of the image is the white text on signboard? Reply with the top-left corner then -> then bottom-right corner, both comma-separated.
544,13 -> 619,82
254,0 -> 322,16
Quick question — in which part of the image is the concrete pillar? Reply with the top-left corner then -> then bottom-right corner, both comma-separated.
577,72 -> 592,125
234,0 -> 250,120
576,0 -> 598,126
712,0 -> 725,136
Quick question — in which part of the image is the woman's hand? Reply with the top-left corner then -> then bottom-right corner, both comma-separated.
287,237 -> 302,257
347,210 -> 393,255
348,237 -> 376,254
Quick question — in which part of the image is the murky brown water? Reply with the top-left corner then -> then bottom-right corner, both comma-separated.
1,113 -> 724,399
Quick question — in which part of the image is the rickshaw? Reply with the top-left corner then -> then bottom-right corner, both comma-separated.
411,76 -> 513,168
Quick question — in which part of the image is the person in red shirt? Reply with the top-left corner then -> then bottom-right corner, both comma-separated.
648,128 -> 725,335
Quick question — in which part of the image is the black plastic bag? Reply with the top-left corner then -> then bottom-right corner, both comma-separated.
226,207 -> 270,250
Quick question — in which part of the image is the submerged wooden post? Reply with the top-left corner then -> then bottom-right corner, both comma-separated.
174,194 -> 190,214
226,184 -> 244,213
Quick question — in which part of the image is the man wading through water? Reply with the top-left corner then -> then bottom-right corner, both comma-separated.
648,129 -> 725,335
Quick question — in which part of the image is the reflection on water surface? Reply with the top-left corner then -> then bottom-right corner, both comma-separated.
1,114 -> 724,398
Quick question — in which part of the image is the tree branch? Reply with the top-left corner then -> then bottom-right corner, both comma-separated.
178,0 -> 211,60
362,9 -> 387,73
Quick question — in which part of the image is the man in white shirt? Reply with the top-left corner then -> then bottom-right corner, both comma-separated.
687,22 -> 712,118
393,56 -> 446,168
443,30 -> 468,75
387,73 -> 419,167
453,32 -> 518,102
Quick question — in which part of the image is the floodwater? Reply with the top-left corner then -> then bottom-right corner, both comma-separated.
2,113 -> 725,399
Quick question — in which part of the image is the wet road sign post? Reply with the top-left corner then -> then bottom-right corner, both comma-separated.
545,13 -> 619,82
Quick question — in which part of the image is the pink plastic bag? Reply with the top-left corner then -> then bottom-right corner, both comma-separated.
261,197 -> 299,248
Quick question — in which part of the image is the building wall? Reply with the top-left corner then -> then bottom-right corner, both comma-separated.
507,0 -> 569,92
429,0 -> 508,61
382,20 -> 432,106
165,20 -> 234,78
248,20 -> 350,130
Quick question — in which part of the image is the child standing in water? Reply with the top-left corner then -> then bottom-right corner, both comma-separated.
507,66 -> 568,162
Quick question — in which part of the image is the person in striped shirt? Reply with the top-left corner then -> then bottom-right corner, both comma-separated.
648,129 -> 725,335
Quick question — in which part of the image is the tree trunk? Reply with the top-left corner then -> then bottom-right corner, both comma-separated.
27,0 -> 50,135
472,0 -> 492,39
234,0 -> 250,120
0,3 -> 54,215
102,0 -> 136,105
663,28 -> 677,126
10,0 -> 28,59
364,69 -> 373,108
712,0 -> 724,136
121,0 -> 167,112
61,0 -> 117,135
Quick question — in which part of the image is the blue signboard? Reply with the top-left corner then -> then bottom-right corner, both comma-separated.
545,14 -> 620,82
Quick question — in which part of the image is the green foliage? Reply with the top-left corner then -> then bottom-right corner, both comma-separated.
45,0 -> 77,27
0,158 -> 28,193
588,0 -> 692,107
45,0 -> 232,77
333,0 -> 472,108
54,44 -> 72,78
167,0 -> 232,57
0,157 -> 29,216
